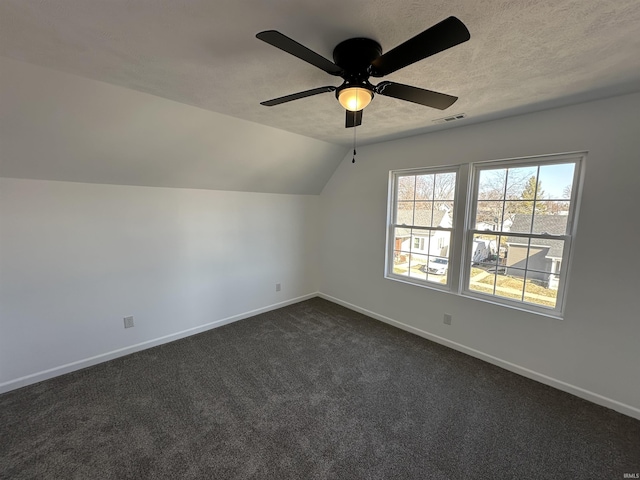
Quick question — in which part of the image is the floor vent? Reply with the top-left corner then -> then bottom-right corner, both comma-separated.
432,113 -> 467,124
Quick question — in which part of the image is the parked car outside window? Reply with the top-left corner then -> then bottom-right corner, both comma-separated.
427,257 -> 448,275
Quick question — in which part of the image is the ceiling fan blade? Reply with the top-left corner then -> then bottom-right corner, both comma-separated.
376,81 -> 457,110
261,86 -> 336,106
256,30 -> 343,76
345,110 -> 363,128
370,17 -> 470,77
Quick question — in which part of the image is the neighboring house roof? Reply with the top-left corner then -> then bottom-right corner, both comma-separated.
506,214 -> 567,258
396,204 -> 448,231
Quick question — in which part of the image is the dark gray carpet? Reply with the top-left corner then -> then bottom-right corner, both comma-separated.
1,298 -> 639,479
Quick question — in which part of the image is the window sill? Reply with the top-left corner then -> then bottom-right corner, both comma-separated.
384,274 -> 564,320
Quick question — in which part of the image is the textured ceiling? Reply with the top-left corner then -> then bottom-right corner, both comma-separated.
2,0 -> 639,147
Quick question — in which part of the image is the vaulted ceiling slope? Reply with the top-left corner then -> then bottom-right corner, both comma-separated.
1,1 -> 640,194
0,57 -> 346,194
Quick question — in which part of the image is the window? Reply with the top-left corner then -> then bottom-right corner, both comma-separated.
386,152 -> 584,317
389,167 -> 458,289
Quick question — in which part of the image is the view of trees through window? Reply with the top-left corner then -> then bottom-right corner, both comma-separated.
387,154 -> 582,315
470,162 -> 576,309
392,170 -> 456,286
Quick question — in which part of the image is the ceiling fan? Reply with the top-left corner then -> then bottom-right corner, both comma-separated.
256,17 -> 470,128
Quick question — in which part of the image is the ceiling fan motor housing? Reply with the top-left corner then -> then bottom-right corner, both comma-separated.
333,37 -> 382,99
333,38 -> 382,77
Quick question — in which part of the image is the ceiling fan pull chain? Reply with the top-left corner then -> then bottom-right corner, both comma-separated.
352,124 -> 357,163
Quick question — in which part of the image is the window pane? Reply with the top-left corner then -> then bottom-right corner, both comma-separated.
504,234 -> 529,270
506,201 -> 533,234
493,268 -> 526,302
408,253 -> 427,280
513,241 -> 564,274
517,247 -> 554,273
432,231 -> 451,257
506,166 -> 538,199
410,229 -> 429,253
471,234 -> 498,264
468,238 -> 561,309
426,255 -> 449,275
397,176 -> 415,201
392,227 -> 411,257
395,201 -> 414,225
434,172 -> 456,201
413,202 -> 434,227
532,210 -> 568,236
426,255 -> 449,284
392,226 -> 411,276
478,169 -> 507,200
393,227 -> 411,238
524,275 -> 558,308
500,240 -> 562,308
469,265 -> 496,295
469,233 -> 514,295
538,163 -> 575,200
415,174 -> 434,200
547,273 -> 560,291
393,228 -> 411,275
541,200 -> 571,215
392,251 -> 409,276
475,201 -> 503,231
434,204 -> 451,228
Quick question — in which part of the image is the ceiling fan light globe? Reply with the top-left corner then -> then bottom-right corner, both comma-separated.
338,87 -> 373,111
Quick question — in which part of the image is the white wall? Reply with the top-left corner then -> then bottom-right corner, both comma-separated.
319,92 -> 640,418
3,92 -> 639,420
0,179 -> 319,389
0,57 -> 346,195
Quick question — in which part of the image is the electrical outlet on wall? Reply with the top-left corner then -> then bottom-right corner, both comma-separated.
443,314 -> 452,325
276,283 -> 282,292
124,316 -> 134,328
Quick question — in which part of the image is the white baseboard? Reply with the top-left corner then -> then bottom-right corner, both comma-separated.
5,291 -> 639,421
318,292 -> 640,421
0,293 -> 318,395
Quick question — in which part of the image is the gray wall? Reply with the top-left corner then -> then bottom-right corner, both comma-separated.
0,180 -> 320,390
319,92 -> 640,419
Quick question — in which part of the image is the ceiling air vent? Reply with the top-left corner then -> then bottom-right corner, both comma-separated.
432,113 -> 467,124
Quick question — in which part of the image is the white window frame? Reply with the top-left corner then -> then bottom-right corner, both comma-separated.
462,152 -> 584,317
385,165 -> 462,292
385,152 -> 585,319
